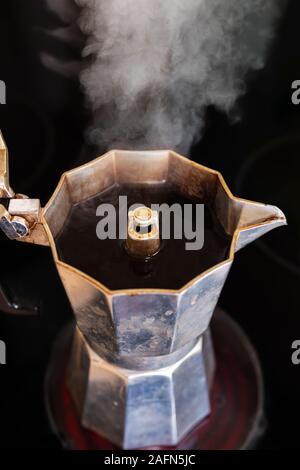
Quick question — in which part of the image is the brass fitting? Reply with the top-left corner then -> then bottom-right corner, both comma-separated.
126,205 -> 160,259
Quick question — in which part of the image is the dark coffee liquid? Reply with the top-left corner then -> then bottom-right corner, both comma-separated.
55,183 -> 231,290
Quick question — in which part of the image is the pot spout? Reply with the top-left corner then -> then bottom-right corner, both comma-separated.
233,198 -> 287,252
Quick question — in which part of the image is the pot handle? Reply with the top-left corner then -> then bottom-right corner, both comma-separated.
0,130 -> 49,246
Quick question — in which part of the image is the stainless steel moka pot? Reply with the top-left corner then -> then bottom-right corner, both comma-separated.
0,130 -> 286,449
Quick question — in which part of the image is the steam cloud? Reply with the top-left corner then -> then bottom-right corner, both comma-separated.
46,0 -> 282,154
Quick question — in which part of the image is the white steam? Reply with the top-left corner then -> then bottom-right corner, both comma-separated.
46,0 -> 282,153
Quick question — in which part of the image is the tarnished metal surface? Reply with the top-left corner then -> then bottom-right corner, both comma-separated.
0,134 -> 287,448
40,149 -> 286,362
44,151 -> 285,447
68,327 -> 211,449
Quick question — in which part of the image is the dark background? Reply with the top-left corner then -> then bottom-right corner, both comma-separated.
0,0 -> 299,449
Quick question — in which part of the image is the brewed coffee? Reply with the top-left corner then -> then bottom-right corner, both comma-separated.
56,182 -> 231,290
